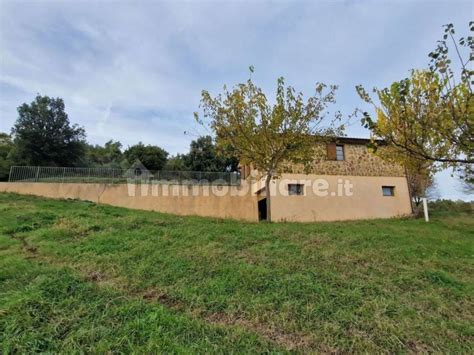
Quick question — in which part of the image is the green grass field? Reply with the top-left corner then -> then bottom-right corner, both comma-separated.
1,193 -> 473,353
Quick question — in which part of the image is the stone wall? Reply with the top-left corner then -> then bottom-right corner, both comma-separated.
282,143 -> 405,177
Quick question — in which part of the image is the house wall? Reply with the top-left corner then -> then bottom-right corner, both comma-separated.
0,182 -> 259,222
265,174 -> 412,222
281,144 -> 405,177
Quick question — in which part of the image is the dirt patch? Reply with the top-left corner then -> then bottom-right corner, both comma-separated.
87,271 -> 105,282
302,237 -> 327,248
235,250 -> 265,265
124,218 -> 170,231
406,340 -> 430,353
205,312 -> 314,351
54,217 -> 103,240
141,288 -> 183,310
14,235 -> 38,254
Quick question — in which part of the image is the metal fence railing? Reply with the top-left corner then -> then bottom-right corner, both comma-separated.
8,166 -> 241,186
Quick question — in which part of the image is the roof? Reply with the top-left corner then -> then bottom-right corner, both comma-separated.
333,137 -> 385,145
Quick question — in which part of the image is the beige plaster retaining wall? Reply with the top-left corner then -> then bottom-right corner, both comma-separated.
0,182 -> 259,222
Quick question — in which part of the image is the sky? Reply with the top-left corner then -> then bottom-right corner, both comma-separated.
0,0 -> 472,200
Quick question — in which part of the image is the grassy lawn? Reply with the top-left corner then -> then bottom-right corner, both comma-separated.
0,193 -> 472,353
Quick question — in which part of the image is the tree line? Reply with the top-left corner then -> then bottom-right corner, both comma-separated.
0,97 -> 238,180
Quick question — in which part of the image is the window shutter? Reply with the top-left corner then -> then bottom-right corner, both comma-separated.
240,164 -> 250,179
327,143 -> 337,160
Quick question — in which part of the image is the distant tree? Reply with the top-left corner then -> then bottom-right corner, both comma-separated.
195,69 -> 343,221
86,140 -> 123,168
124,142 -> 168,171
185,135 -> 238,172
11,95 -> 86,166
356,23 -> 473,185
425,179 -> 440,201
406,161 -> 435,212
459,165 -> 473,194
0,132 -> 14,180
164,154 -> 188,171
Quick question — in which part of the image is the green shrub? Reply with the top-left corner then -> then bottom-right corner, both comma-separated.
428,199 -> 473,213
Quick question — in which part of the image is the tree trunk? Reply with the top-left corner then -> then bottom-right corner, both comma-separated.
404,167 -> 415,215
265,173 -> 272,222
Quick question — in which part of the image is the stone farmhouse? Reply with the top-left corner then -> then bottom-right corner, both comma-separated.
242,137 -> 412,222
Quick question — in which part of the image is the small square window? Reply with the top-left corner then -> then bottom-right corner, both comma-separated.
382,186 -> 395,196
336,145 -> 344,161
288,184 -> 304,195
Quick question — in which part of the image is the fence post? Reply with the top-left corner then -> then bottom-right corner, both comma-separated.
8,166 -> 14,182
88,168 -> 91,183
422,197 -> 429,222
35,166 -> 40,182
62,167 -> 65,183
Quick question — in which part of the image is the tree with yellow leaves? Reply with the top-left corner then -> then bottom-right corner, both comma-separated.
195,68 -> 344,221
356,22 -> 473,194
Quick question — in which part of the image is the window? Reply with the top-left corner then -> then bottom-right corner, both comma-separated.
336,145 -> 344,161
382,186 -> 395,196
288,184 -> 304,195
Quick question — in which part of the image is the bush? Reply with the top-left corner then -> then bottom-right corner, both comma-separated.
428,199 -> 473,213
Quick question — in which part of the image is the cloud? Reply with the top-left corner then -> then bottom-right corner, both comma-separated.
0,0 -> 472,199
